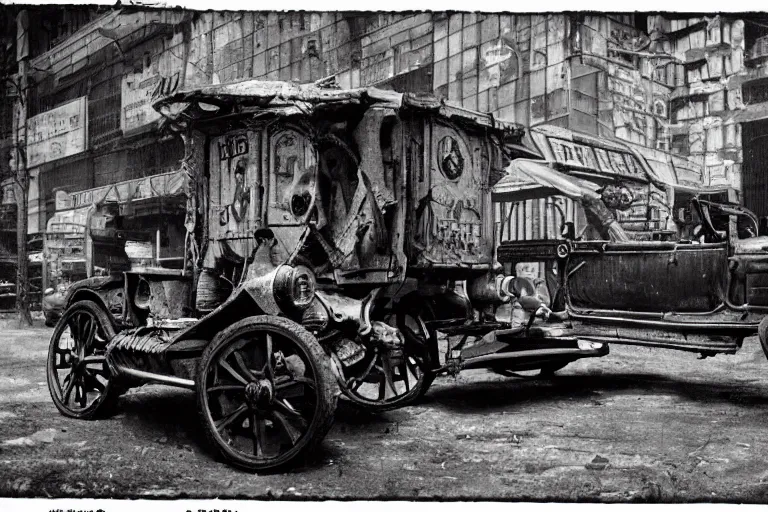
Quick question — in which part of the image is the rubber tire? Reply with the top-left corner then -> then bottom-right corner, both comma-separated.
758,316 -> 768,361
395,293 -> 438,400
46,300 -> 121,420
539,361 -> 570,377
196,315 -> 338,473
490,361 -> 570,379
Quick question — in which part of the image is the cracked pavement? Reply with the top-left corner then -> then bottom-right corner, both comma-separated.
2,322 -> 768,501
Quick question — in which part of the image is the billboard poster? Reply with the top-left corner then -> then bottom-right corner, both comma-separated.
26,97 -> 87,168
121,49 -> 184,134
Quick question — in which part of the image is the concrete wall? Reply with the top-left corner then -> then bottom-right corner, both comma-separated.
24,10 -> 727,235
652,15 -> 746,189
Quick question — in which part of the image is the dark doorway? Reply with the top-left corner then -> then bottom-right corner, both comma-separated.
741,119 -> 768,218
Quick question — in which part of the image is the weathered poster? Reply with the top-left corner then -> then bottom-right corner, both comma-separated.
26,97 -> 87,168
121,49 -> 184,133
208,130 -> 261,259
414,123 -> 491,266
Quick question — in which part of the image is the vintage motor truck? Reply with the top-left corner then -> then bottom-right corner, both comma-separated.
493,125 -> 768,362
45,81 -> 607,472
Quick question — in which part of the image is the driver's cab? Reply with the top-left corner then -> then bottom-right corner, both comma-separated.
668,186 -> 759,245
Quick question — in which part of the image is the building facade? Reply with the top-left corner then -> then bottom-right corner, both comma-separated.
1,9 -> 764,238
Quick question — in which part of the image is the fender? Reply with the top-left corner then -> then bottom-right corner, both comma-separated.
67,287 -> 112,311
65,275 -> 123,308
65,275 -> 125,328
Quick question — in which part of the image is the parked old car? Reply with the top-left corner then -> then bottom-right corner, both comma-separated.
45,80 -> 607,472
42,172 -> 188,326
492,125 -> 768,366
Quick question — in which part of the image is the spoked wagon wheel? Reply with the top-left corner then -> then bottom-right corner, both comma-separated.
196,316 -> 337,472
46,300 -> 120,419
338,295 -> 437,412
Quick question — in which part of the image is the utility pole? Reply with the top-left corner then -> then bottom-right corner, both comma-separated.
12,9 -> 32,327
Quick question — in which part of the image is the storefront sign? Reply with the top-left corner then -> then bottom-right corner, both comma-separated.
548,137 -> 646,180
46,207 -> 89,234
26,97 -> 87,168
121,54 -> 183,133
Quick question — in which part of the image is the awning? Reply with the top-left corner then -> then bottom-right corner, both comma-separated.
46,206 -> 90,234
492,159 -> 600,203
69,170 -> 186,210
493,159 -> 630,242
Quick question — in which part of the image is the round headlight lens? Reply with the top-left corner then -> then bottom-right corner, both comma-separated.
274,265 -> 316,311
292,270 -> 314,308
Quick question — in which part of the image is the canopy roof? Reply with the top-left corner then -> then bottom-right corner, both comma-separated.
492,159 -> 601,203
527,124 -> 663,187
152,79 -> 525,139
67,170 -> 186,210
530,125 -> 633,155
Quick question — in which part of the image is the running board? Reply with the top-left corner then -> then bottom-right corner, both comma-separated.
570,323 -> 742,353
578,335 -> 740,354
436,346 -> 608,373
569,312 -> 758,333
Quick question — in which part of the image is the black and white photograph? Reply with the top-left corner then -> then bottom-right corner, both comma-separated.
2,0 -> 768,505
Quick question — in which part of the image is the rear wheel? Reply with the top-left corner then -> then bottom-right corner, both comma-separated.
46,300 -> 120,419
758,316 -> 768,361
539,361 -> 570,376
196,316 -> 337,472
491,361 -> 570,379
336,294 -> 437,411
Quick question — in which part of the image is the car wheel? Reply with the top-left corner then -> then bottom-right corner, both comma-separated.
538,361 -> 569,377
46,300 -> 121,419
491,361 -> 570,379
758,316 -> 768,361
335,294 -> 437,412
196,316 -> 337,472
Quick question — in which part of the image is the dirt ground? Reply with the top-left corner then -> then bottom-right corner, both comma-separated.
2,322 -> 768,502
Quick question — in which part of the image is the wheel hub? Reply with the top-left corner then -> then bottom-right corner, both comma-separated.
245,379 -> 274,410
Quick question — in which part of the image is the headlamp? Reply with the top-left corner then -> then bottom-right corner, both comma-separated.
274,265 -> 316,311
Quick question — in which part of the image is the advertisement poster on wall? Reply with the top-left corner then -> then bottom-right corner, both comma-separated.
121,46 -> 184,134
26,97 -> 88,168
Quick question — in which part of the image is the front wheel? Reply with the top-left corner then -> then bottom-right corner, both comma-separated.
46,300 -> 121,419
196,316 -> 337,472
